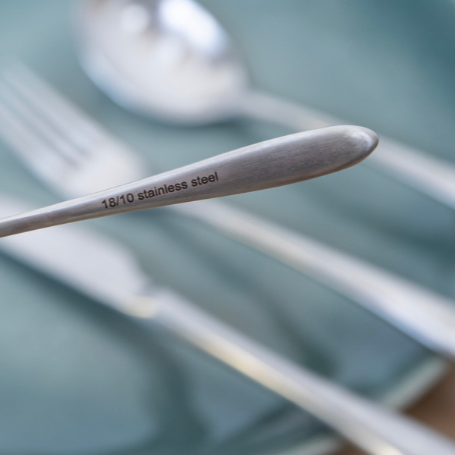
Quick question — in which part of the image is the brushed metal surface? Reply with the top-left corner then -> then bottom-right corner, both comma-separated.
0,125 -> 377,237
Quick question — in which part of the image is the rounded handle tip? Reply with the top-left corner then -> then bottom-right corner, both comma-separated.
345,125 -> 379,158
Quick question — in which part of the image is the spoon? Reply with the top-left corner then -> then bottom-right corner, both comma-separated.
77,0 -> 455,209
0,125 -> 377,238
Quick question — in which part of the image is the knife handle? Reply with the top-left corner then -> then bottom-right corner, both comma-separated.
132,288 -> 455,455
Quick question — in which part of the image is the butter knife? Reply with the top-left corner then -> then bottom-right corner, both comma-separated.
0,195 -> 454,455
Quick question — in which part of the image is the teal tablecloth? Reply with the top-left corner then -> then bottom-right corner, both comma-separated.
0,1 -> 454,454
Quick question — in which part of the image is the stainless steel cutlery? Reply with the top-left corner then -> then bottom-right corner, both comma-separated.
1,0 -> 455,453
1,67 -> 455,359
1,65 -> 455,453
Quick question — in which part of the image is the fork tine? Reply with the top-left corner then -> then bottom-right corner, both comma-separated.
0,74 -> 83,165
4,65 -> 140,174
0,87 -> 72,180
4,65 -> 104,148
0,65 -> 148,196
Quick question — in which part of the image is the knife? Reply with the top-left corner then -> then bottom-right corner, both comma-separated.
1,195 -> 454,455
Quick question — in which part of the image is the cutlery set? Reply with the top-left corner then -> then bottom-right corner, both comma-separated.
0,66 -> 453,455
1,1 -> 455,455
2,66 -> 455,362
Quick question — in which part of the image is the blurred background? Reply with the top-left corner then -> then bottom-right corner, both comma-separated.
1,1 -> 455,454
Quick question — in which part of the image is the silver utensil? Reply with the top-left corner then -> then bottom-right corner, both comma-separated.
77,0 -> 455,209
1,194 -> 454,455
1,67 -> 455,360
0,122 -> 376,237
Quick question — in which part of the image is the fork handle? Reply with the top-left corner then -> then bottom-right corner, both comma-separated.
134,288 -> 455,455
0,126 -> 377,237
175,200 -> 455,358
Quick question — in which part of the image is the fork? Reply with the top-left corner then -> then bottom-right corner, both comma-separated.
2,65 -> 455,360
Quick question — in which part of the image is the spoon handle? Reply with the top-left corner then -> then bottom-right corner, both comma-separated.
242,90 -> 455,209
0,125 -> 377,238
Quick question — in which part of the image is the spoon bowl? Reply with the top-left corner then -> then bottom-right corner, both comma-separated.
78,0 -> 247,124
